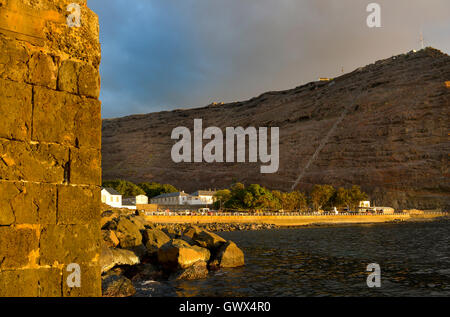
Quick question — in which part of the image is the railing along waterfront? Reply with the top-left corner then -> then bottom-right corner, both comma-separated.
143,211 -> 448,217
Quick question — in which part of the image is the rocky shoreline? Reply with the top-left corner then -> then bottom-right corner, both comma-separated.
100,208 -> 245,297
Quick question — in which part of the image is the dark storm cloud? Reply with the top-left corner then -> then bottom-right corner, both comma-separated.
88,0 -> 450,118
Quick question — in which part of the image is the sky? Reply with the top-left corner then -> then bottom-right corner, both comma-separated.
89,0 -> 450,119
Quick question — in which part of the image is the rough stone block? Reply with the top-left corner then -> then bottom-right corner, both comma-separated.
0,181 -> 57,225
0,78 -> 32,141
0,270 -> 39,297
27,51 -> 57,89
57,185 -> 100,224
0,226 -> 39,270
40,222 -> 101,266
38,268 -> 63,297
70,147 -> 102,185
74,98 -> 102,149
58,59 -> 80,94
78,63 -> 100,98
0,139 -> 68,183
62,264 -> 101,297
33,87 -> 101,148
0,35 -> 29,82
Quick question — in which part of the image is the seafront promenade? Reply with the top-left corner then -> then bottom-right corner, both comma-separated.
143,212 -> 447,227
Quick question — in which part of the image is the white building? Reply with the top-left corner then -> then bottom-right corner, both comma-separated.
187,190 -> 216,205
150,191 -> 189,205
101,187 -> 122,208
136,195 -> 149,205
359,201 -> 371,208
122,194 -> 149,210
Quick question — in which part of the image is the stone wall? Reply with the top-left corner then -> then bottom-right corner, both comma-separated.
0,0 -> 102,296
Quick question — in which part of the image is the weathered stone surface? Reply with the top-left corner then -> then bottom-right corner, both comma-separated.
171,260 -> 209,281
78,63 -> 100,98
102,229 -> 120,248
33,86 -> 101,149
193,230 -> 227,250
100,244 -> 140,273
70,147 -> 102,185
0,268 -> 62,297
157,239 -> 204,271
0,0 -> 102,297
142,228 -> 171,253
0,35 -> 29,82
63,264 -> 101,297
210,241 -> 245,268
0,78 -> 32,140
183,225 -> 202,239
40,222 -> 101,266
191,245 -> 211,262
102,275 -> 136,297
0,226 -> 39,269
37,268 -> 63,297
57,59 -> 80,94
115,217 -> 142,248
0,268 -> 63,297
43,2 -> 101,68
128,215 -> 147,231
0,270 -> 39,297
0,181 -> 57,225
57,185 -> 100,224
0,139 -> 68,183
27,51 -> 57,89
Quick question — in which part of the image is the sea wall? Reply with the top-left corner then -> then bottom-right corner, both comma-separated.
143,214 -> 447,227
0,0 -> 102,296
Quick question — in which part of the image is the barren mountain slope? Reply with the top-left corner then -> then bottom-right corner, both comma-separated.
102,48 -> 450,210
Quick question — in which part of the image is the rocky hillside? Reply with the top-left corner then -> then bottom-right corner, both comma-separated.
102,48 -> 450,210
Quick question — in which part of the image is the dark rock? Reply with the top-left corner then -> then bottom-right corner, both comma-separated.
210,241 -> 245,268
170,261 -> 209,281
116,217 -> 142,248
142,228 -> 171,254
102,275 -> 136,297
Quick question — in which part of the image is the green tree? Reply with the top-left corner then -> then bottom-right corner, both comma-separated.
348,185 -> 368,210
310,185 -> 335,211
213,189 -> 232,209
138,182 -> 178,198
333,187 -> 352,208
102,179 -> 146,197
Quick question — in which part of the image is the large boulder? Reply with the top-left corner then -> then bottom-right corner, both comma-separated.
128,215 -> 146,231
191,245 -> 211,262
193,230 -> 227,250
115,217 -> 142,248
102,275 -> 136,297
170,261 -> 209,281
157,239 -> 205,271
102,229 -> 120,248
142,228 -> 171,254
210,241 -> 245,268
100,244 -> 140,273
183,226 -> 202,239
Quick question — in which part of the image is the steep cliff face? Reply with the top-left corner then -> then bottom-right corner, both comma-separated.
102,48 -> 450,210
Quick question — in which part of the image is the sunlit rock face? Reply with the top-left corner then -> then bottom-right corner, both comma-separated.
0,0 -> 102,296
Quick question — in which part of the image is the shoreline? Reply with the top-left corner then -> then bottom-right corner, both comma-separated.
149,215 -> 450,232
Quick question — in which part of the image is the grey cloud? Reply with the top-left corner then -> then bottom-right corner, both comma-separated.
88,0 -> 450,118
